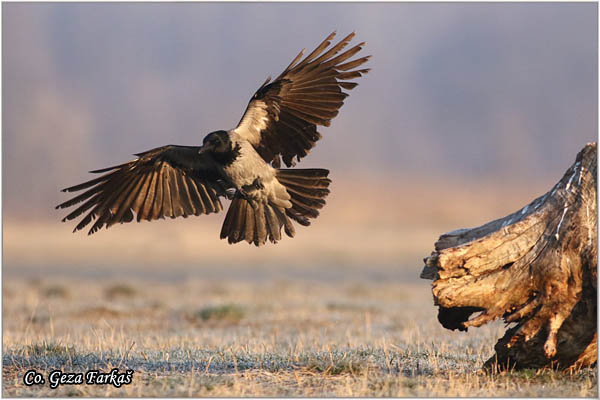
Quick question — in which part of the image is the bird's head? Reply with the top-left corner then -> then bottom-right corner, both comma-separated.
199,130 -> 232,155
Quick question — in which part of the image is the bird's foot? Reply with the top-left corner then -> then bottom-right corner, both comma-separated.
238,188 -> 249,199
252,178 -> 265,190
239,179 -> 264,199
225,189 -> 237,200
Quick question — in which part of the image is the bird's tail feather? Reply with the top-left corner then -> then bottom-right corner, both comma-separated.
220,196 -> 294,246
220,168 -> 330,246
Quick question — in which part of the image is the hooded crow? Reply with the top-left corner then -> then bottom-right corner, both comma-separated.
56,31 -> 370,246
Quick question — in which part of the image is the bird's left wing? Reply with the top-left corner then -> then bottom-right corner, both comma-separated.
233,31 -> 370,167
56,145 -> 230,235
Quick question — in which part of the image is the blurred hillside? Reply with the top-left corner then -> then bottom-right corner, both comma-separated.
5,174 -> 555,277
2,3 -> 597,278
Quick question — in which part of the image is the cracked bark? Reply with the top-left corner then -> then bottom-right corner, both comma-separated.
421,143 -> 597,371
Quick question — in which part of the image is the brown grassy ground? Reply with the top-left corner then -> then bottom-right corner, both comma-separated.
3,176 -> 596,396
3,267 -> 596,397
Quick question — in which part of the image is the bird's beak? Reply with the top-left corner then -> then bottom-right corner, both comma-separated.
198,145 -> 209,155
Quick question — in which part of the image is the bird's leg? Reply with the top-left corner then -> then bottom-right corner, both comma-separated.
240,178 -> 264,198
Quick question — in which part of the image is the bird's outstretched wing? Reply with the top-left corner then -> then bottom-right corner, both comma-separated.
56,145 -> 229,235
233,31 -> 370,167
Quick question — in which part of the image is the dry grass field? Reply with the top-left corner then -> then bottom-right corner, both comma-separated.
3,177 -> 597,397
3,266 -> 596,397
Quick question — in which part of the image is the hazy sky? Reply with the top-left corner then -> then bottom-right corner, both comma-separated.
3,2 -> 597,219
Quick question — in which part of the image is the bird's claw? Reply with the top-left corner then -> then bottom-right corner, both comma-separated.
252,178 -> 265,190
239,188 -> 249,199
225,189 -> 237,200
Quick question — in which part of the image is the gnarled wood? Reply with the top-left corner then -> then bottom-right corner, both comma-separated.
421,143 -> 597,371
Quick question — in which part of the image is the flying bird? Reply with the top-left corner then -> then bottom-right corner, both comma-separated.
56,31 -> 370,246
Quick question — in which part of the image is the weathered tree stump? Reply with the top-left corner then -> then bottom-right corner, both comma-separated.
421,143 -> 597,371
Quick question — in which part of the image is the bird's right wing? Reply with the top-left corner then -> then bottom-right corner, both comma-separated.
56,145 -> 230,235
